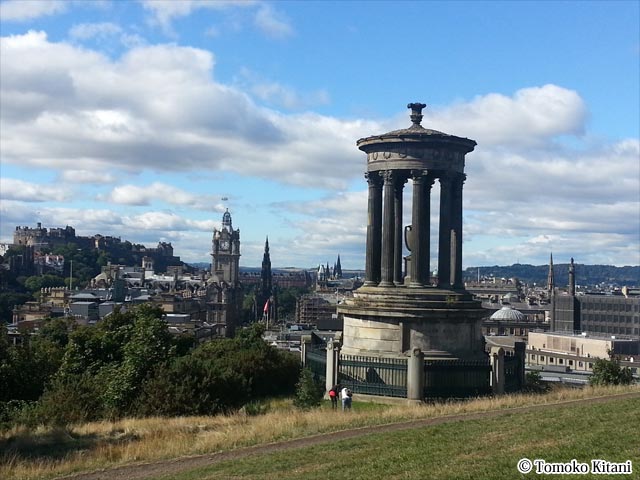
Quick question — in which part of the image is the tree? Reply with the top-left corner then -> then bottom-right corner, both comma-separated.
0,292 -> 31,323
102,305 -> 174,416
23,274 -> 65,293
589,354 -> 634,386
0,326 -> 67,402
293,368 -> 324,410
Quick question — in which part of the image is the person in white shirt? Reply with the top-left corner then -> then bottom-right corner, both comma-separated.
340,386 -> 352,411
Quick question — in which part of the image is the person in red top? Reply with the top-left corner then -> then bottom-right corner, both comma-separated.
328,384 -> 339,410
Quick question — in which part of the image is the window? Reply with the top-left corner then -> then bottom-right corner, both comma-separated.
588,363 -> 593,369
540,356 -> 545,362
531,354 -> 536,360
558,358 -> 564,364
578,361 -> 583,367
568,360 -> 573,366
549,357 -> 554,363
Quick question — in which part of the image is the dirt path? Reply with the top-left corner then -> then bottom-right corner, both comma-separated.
57,391 -> 640,480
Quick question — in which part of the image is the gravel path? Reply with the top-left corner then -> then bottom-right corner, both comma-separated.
57,391 -> 640,480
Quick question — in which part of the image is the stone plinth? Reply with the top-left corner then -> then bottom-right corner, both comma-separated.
338,285 -> 486,361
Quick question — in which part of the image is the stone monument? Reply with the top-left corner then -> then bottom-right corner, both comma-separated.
338,103 -> 487,362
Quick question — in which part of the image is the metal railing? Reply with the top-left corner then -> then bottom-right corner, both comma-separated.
423,359 -> 491,399
305,344 -> 327,384
504,355 -> 523,392
339,354 -> 408,398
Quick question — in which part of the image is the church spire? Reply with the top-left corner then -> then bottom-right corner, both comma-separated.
547,252 -> 554,296
259,236 -> 272,319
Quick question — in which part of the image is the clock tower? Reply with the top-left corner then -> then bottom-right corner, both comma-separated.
211,208 -> 240,283
208,209 -> 242,337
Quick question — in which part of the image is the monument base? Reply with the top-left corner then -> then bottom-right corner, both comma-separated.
337,285 -> 487,361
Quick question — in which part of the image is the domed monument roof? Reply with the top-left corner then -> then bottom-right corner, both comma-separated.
357,102 -> 476,149
490,306 -> 525,321
356,103 -> 476,176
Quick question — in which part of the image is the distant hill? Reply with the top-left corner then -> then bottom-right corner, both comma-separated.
188,262 -> 639,287
464,264 -> 640,287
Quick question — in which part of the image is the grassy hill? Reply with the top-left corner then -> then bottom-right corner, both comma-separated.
171,394 -> 640,480
2,385 -> 638,480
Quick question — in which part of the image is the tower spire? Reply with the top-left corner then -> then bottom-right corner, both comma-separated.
259,235 -> 272,321
547,252 -> 555,296
569,257 -> 575,296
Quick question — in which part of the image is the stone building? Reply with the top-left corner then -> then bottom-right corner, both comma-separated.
207,209 -> 243,337
550,259 -> 640,339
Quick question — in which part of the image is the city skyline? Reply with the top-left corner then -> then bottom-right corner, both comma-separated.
1,1 -> 639,269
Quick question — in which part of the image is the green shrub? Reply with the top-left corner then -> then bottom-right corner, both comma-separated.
293,368 -> 324,410
0,400 -> 39,429
589,356 -> 634,386
134,355 -> 249,417
523,370 -> 549,393
36,373 -> 104,426
242,400 -> 270,416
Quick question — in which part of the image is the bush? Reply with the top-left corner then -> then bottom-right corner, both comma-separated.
0,400 -> 39,429
589,356 -> 634,386
293,368 -> 324,410
523,370 -> 549,393
242,400 -> 270,416
36,373 -> 104,425
134,355 -> 249,417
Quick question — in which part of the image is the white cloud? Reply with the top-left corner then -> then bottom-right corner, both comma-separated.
0,32 -> 374,188
69,22 -> 122,40
426,85 -> 588,146
140,0 -> 255,36
253,4 -> 294,39
0,0 -> 67,21
237,67 -> 330,110
60,170 -> 116,184
67,22 -> 147,49
122,211 -> 216,232
0,178 -> 71,202
106,182 -> 225,212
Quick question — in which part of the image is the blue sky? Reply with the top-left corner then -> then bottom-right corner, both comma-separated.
1,0 -> 638,270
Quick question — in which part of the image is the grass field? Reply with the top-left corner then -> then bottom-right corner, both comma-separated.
1,385 -> 638,480
157,396 -> 640,480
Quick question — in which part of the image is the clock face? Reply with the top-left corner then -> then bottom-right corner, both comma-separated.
220,240 -> 230,250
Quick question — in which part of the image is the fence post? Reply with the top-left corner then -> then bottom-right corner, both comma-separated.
407,347 -> 424,402
514,341 -> 526,389
301,335 -> 312,367
325,340 -> 340,393
490,347 -> 505,394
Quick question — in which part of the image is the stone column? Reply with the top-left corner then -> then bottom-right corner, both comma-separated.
451,174 -> 465,289
325,340 -> 341,394
406,347 -> 425,402
410,171 -> 426,287
301,334 -> 312,366
364,172 -> 382,286
437,173 -> 453,288
423,174 -> 434,285
490,346 -> 505,394
514,341 -> 526,389
393,174 -> 407,286
379,170 -> 395,287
